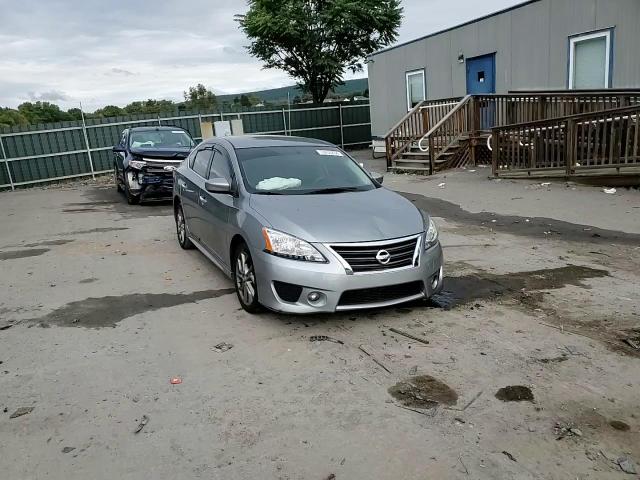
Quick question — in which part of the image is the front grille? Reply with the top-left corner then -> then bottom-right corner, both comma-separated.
330,237 -> 419,273
273,281 -> 303,303
338,281 -> 424,307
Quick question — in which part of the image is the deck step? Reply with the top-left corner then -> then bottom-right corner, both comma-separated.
389,166 -> 432,172
394,159 -> 430,164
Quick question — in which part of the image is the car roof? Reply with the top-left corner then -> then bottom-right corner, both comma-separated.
128,126 -> 187,132
212,135 -> 335,149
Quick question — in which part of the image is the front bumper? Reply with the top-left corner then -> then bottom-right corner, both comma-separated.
127,169 -> 174,198
252,241 -> 444,314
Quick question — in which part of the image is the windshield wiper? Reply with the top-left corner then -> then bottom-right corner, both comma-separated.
255,191 -> 286,195
303,187 -> 363,195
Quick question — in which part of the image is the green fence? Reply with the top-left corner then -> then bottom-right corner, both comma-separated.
0,102 -> 371,189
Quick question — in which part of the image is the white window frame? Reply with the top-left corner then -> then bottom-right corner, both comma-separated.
405,69 -> 426,111
568,30 -> 612,89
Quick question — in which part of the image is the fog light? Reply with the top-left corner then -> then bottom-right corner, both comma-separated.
431,276 -> 439,290
308,292 -> 321,302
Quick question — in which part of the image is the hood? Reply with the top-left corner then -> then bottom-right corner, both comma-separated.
130,147 -> 191,160
249,187 -> 424,243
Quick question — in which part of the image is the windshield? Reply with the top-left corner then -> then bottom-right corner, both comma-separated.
129,129 -> 194,149
235,146 -> 376,195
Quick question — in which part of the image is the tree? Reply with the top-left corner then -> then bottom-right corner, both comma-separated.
237,0 -> 401,104
17,101 -> 73,124
240,94 -> 252,107
0,108 -> 29,128
66,108 -> 84,121
94,105 -> 125,118
183,84 -> 217,111
124,99 -> 176,115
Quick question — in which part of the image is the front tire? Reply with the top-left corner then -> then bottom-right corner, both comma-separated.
175,204 -> 194,250
232,243 -> 262,314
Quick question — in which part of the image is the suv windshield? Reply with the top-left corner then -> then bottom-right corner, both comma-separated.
129,129 -> 194,149
235,146 -> 376,195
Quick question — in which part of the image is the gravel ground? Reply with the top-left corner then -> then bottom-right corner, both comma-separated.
1,162 -> 639,480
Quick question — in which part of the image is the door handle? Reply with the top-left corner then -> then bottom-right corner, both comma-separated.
199,195 -> 208,204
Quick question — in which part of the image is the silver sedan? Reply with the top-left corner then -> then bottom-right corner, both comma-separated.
173,135 -> 443,314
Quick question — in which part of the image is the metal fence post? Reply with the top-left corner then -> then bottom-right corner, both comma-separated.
282,107 -> 287,135
80,108 -> 96,179
339,104 -> 345,148
157,115 -> 162,126
0,136 -> 15,190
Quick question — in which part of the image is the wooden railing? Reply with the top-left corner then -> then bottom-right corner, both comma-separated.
417,96 -> 473,174
492,105 -> 640,176
385,91 -> 640,172
384,97 -> 462,166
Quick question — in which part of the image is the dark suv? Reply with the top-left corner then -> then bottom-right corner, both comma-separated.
113,126 -> 195,204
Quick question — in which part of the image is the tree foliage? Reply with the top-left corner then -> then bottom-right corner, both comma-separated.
0,108 -> 29,128
237,0 -> 401,104
17,101 -> 75,124
183,84 -> 217,111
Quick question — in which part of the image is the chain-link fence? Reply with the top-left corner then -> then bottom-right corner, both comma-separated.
0,102 -> 371,189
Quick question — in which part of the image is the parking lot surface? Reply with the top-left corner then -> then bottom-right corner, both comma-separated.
1,163 -> 639,479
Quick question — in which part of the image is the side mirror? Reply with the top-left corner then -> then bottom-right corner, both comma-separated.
112,145 -> 125,153
205,178 -> 232,194
370,171 -> 384,185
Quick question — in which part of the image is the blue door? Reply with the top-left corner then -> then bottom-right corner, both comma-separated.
467,53 -> 496,129
466,53 -> 496,94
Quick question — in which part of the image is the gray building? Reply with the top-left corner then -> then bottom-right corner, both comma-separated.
367,0 -> 640,137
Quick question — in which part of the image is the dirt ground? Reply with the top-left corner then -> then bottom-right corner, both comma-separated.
1,155 -> 639,480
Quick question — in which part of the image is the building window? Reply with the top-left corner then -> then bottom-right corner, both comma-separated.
406,69 -> 426,110
569,30 -> 612,89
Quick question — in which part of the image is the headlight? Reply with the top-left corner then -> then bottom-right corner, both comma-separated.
129,160 -> 146,170
424,217 -> 438,249
262,227 -> 326,262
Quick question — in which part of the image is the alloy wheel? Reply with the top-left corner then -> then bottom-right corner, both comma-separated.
235,251 -> 256,305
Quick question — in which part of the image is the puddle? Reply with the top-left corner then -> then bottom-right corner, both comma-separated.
388,375 -> 458,408
429,265 -> 608,309
81,188 -> 172,219
402,192 -> 640,246
609,420 -> 630,431
0,248 -> 49,261
79,278 -> 98,284
2,239 -> 74,249
27,288 -> 235,329
495,385 -> 534,402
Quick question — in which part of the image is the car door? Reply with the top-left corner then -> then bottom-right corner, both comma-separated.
199,146 -> 236,267
179,145 -> 213,243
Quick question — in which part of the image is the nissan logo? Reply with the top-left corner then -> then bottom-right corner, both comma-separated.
375,249 -> 391,265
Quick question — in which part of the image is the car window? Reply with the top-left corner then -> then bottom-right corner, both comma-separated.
208,148 -> 233,181
129,129 -> 194,149
191,148 -> 213,178
235,146 -> 375,195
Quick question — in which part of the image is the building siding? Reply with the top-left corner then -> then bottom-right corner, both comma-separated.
368,0 -> 640,136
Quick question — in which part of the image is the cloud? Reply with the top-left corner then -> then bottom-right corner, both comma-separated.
0,0 -> 523,111
26,90 -> 72,102
108,67 -> 135,76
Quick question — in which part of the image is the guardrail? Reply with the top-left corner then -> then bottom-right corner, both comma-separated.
0,103 -> 371,190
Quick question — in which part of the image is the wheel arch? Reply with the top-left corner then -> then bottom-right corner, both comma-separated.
229,234 -> 247,267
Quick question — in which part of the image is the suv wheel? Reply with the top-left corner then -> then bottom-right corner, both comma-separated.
232,243 -> 262,314
175,204 -> 194,249
124,173 -> 140,205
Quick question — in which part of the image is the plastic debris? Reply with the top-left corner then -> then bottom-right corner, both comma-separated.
170,377 -> 182,385
623,337 -> 640,350
134,414 -> 149,434
10,406 -> 34,419
541,182 -> 551,186
438,183 -> 446,188
213,342 -> 234,353
603,188 -> 617,194
309,335 -> 344,345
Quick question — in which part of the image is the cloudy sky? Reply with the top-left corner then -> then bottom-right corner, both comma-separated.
0,0 -> 521,111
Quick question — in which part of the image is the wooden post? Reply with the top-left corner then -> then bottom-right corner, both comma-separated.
470,98 -> 478,165
491,130 -> 499,176
565,119 -> 577,178
428,136 -> 435,175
